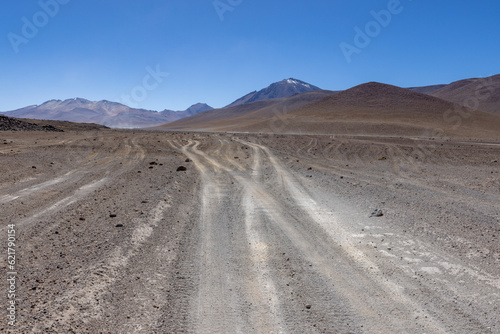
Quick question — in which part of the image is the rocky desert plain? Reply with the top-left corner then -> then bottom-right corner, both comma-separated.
1,79 -> 500,333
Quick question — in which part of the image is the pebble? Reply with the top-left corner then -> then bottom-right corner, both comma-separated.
370,209 -> 383,217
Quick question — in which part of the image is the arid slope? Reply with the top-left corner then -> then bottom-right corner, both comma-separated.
160,82 -> 500,139
431,74 -> 500,115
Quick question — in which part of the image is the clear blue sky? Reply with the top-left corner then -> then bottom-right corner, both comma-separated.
1,0 -> 499,111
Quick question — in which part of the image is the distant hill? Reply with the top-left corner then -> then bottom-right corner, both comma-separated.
3,98 -> 213,128
226,78 -> 322,107
4,74 -> 499,132
160,82 -> 500,139
161,90 -> 337,131
407,84 -> 447,95
430,74 -> 500,115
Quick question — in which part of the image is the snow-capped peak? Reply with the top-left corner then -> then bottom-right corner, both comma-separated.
286,78 -> 311,88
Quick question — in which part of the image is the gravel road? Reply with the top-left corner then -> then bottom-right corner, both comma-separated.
1,131 -> 499,333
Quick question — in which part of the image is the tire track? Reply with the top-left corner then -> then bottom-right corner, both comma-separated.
234,138 -> 449,333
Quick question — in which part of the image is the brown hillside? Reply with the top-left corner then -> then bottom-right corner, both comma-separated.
233,82 -> 500,139
161,82 -> 500,139
432,74 -> 500,115
157,90 -> 336,131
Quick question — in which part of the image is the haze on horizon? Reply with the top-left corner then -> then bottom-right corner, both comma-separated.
1,0 -> 499,111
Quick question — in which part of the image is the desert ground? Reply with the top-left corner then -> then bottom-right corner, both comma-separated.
1,129 -> 499,333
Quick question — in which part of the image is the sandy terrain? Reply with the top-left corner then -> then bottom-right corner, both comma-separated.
1,130 -> 499,333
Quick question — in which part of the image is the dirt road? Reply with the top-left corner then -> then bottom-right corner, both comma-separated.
1,131 -> 499,333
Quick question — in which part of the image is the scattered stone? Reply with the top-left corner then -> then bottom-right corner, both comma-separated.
79,217 -> 85,221
305,304 -> 312,309
378,157 -> 387,161
369,209 -> 383,218
110,213 -> 117,218
141,200 -> 148,204
185,158 -> 190,162
149,161 -> 158,165
115,224 -> 124,228
176,166 -> 187,171
308,167 -> 312,170
32,166 -> 37,169
0,115 -> 63,132
234,157 -> 239,159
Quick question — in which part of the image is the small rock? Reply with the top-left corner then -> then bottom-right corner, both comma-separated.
141,200 -> 148,204
305,304 -> 312,309
176,166 -> 187,171
378,157 -> 387,161
185,158 -> 190,162
79,217 -> 85,221
149,161 -> 158,165
32,166 -> 37,169
115,224 -> 124,228
110,213 -> 117,218
369,209 -> 383,218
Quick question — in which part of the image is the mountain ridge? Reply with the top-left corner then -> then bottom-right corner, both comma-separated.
4,99 -> 213,129
431,74 -> 500,115
3,74 -> 499,129
226,78 -> 322,107
160,81 -> 500,139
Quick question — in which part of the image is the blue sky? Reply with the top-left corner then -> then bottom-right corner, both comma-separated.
1,0 -> 499,111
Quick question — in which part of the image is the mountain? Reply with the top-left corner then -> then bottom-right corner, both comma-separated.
161,90 -> 336,131
407,84 -> 447,95
3,98 -> 213,128
430,74 -> 500,115
183,103 -> 214,116
160,82 -> 500,139
226,78 -> 322,107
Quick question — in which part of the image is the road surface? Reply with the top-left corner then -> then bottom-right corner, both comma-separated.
1,131 -> 499,333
